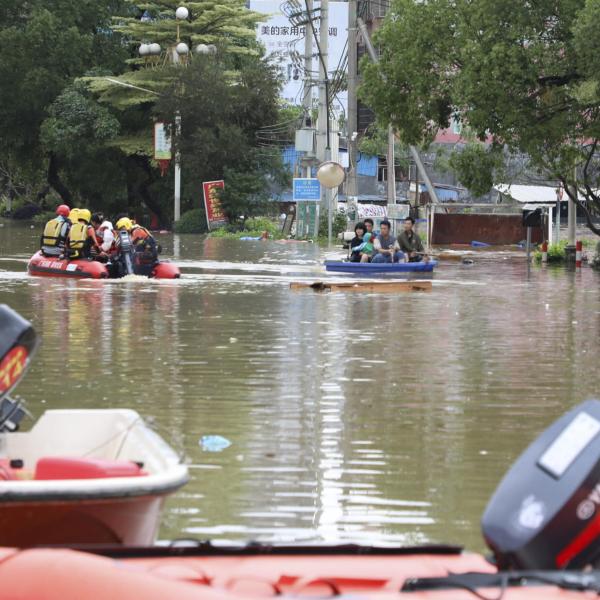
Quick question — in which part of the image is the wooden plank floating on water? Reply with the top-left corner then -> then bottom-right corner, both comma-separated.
290,280 -> 432,293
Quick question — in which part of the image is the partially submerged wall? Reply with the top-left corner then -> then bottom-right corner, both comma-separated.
432,214 -> 543,245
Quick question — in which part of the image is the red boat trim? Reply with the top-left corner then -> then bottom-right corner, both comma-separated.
555,511 -> 600,567
28,265 -> 97,278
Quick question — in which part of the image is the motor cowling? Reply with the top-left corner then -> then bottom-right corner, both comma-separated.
0,305 -> 39,403
481,399 -> 600,570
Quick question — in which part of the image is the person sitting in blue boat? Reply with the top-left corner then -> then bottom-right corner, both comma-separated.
354,232 -> 374,262
372,220 -> 403,263
397,217 -> 428,262
363,218 -> 375,237
349,222 -> 365,262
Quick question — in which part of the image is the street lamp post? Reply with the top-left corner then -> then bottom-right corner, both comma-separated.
132,7 -> 217,223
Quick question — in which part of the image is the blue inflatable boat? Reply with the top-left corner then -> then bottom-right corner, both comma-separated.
325,260 -> 437,274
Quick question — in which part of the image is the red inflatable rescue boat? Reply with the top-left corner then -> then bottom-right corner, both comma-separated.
0,544 -> 597,600
27,251 -> 180,279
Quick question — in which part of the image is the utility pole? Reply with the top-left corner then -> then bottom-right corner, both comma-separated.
347,0 -> 358,205
568,166 -> 577,246
566,165 -> 577,263
303,0 -> 313,178
317,0 -> 332,242
387,126 -> 395,204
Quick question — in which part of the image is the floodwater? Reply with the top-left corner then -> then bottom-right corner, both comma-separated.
1,219 -> 599,551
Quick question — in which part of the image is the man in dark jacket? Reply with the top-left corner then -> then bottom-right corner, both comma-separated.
397,217 -> 428,262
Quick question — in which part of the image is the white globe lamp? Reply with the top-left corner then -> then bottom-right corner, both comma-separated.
176,42 -> 189,55
138,43 -> 150,56
149,43 -> 161,55
317,161 -> 345,189
175,6 -> 189,20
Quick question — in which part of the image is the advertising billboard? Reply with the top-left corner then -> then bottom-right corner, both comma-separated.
202,180 -> 228,230
249,0 -> 348,115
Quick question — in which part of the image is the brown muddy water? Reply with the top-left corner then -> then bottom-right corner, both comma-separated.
1,219 -> 599,551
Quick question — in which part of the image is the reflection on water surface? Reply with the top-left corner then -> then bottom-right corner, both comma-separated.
1,220 -> 599,550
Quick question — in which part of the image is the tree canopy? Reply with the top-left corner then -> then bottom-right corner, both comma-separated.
0,0 -> 286,226
360,0 -> 600,234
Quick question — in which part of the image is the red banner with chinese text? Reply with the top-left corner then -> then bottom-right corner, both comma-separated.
202,180 -> 228,230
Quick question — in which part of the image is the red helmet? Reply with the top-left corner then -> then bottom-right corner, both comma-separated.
56,204 -> 70,217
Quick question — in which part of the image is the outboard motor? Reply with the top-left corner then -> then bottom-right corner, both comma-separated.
482,399 -> 600,570
0,305 -> 38,431
117,229 -> 135,276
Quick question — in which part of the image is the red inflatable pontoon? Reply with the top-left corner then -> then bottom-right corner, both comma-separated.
27,251 -> 180,279
0,545 -> 595,600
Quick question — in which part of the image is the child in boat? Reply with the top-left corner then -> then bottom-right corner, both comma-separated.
353,232 -> 374,263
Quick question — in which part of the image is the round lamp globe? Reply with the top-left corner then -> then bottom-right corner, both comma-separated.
317,161 -> 345,189
175,6 -> 189,19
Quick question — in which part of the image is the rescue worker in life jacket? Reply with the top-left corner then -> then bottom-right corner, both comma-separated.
115,217 -> 159,276
41,204 -> 71,257
90,213 -> 115,260
66,209 -> 99,260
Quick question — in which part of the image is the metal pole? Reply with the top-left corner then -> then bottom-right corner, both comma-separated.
303,0 -> 313,178
347,0 -> 358,204
319,0 -> 332,243
174,112 -> 182,222
387,126 -> 396,204
568,166 -> 576,246
526,226 -> 531,263
554,196 -> 560,244
408,146 -> 439,204
317,0 -> 329,172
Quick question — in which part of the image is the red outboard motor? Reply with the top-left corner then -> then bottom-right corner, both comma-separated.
0,305 -> 38,431
482,399 -> 600,570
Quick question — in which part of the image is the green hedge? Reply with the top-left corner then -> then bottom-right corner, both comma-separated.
173,209 -> 208,234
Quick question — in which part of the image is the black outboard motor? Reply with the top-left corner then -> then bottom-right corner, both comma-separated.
0,305 -> 38,431
117,229 -> 135,276
482,399 -> 600,570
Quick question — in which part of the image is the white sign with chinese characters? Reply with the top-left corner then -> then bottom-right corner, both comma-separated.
154,122 -> 172,160
249,0 -> 348,115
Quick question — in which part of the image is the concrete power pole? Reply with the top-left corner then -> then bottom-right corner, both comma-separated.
347,0 -> 358,205
303,0 -> 313,178
387,126 -> 395,204
568,166 -> 577,246
317,0 -> 332,241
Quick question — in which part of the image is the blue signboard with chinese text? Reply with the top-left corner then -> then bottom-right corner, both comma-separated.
293,178 -> 321,202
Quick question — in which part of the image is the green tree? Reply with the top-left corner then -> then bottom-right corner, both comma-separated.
360,0 -> 600,235
155,56 -> 288,220
80,0 -> 276,224
0,0 -> 127,204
